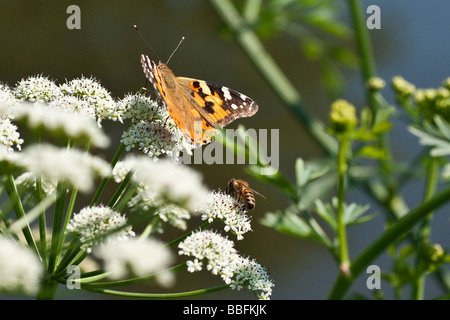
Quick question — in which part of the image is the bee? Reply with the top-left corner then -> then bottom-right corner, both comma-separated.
226,178 -> 265,210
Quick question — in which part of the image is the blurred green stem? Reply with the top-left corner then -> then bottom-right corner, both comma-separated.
91,142 -> 125,205
85,284 -> 230,299
48,184 -> 67,273
411,157 -> 438,299
348,0 -> 377,113
328,184 -> 450,299
3,174 -> 39,254
337,136 -> 350,276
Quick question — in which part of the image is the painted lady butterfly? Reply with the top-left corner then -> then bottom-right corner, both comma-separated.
140,54 -> 259,147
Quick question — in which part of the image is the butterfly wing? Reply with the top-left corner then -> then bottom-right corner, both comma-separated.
177,77 -> 259,128
141,54 -> 259,146
141,54 -> 216,146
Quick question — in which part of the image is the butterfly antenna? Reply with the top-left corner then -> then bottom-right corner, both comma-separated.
134,24 -> 160,61
166,36 -> 185,65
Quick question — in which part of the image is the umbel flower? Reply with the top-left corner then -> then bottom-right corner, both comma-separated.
0,236 -> 43,295
66,205 -> 135,252
120,156 -> 209,211
119,94 -> 194,160
178,230 -> 274,299
14,74 -> 63,102
93,237 -> 174,282
18,144 -> 111,193
13,75 -> 123,126
12,102 -> 109,148
201,190 -> 252,240
113,160 -> 197,231
59,76 -> 122,125
128,184 -> 192,231
0,84 -> 23,151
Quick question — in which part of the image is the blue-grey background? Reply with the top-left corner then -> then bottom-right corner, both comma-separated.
1,0 -> 449,299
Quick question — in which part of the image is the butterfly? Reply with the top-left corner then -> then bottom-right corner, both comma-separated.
140,54 -> 259,147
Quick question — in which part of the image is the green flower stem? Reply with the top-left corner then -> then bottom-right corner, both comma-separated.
112,182 -> 138,212
36,278 -> 58,300
347,0 -> 377,113
208,0 -> 337,155
3,174 -> 38,254
56,187 -> 78,261
52,251 -> 88,280
35,175 -> 48,267
91,142 -> 125,206
84,284 -> 230,299
140,222 -> 153,239
327,184 -> 450,299
34,133 -> 48,265
346,0 -> 410,222
108,171 -> 132,208
411,157 -> 439,299
48,183 -> 67,273
53,239 -> 84,276
337,136 -> 350,275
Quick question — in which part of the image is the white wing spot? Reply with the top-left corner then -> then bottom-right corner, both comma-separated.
231,103 -> 239,110
222,87 -> 232,100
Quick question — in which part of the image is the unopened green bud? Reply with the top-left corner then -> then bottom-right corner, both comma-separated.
329,99 -> 357,134
392,76 -> 415,97
367,77 -> 386,91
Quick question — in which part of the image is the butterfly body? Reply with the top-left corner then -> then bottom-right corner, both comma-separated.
140,54 -> 258,146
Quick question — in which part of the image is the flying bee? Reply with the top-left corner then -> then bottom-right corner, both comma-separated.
226,178 -> 266,211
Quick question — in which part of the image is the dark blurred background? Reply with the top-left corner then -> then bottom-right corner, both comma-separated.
1,0 -> 450,299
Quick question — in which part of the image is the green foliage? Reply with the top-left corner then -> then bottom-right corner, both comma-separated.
212,0 -> 450,300
232,0 -> 358,97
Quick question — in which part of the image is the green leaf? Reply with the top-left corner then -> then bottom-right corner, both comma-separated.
295,158 -> 330,190
355,145 -> 389,160
409,125 -> 450,157
371,121 -> 393,135
261,206 -> 332,247
261,209 -> 312,239
314,199 -> 336,229
342,201 -> 372,225
314,197 -> 373,230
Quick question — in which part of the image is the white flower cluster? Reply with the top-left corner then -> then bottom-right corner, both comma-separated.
60,76 -> 122,125
112,158 -> 195,232
121,156 -> 208,211
2,75 -> 194,162
93,237 -> 174,283
178,230 -> 273,299
67,205 -> 135,252
12,102 -> 109,148
14,75 -> 63,102
12,75 -> 122,127
0,84 -> 23,151
50,95 -> 96,119
119,94 -> 194,160
230,256 -> 274,300
201,191 -> 252,240
0,236 -> 44,295
18,144 -> 111,192
0,117 -> 23,152
128,185 -> 192,231
0,144 -> 19,173
15,171 -> 57,199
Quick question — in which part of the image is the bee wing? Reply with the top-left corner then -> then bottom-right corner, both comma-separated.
251,188 -> 266,199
